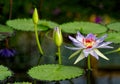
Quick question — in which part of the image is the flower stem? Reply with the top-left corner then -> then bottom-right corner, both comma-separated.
87,55 -> 91,70
34,24 -> 43,55
58,46 -> 62,65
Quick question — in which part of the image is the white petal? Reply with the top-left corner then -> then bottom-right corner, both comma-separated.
96,34 -> 107,43
99,46 -> 113,48
69,36 -> 85,48
69,36 -> 79,43
76,32 -> 84,42
98,42 -> 113,48
83,49 -> 90,57
94,49 -> 109,60
65,46 -> 82,50
73,42 -> 85,48
89,50 -> 99,59
74,52 -> 85,64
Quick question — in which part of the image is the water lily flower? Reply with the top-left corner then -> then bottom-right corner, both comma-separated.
0,48 -> 16,57
66,32 -> 113,64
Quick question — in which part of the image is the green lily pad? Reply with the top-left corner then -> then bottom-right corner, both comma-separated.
6,19 -> 58,31
0,24 -> 13,33
60,21 -> 107,34
107,22 -> 120,32
39,20 -> 59,29
105,32 -> 120,43
28,64 -> 84,81
0,24 -> 14,40
0,65 -> 12,81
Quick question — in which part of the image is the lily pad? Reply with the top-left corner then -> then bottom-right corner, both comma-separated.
105,32 -> 120,43
6,19 -> 58,31
39,20 -> 59,29
60,21 -> 107,34
28,64 -> 84,81
0,24 -> 14,37
0,65 -> 12,81
0,24 -> 13,33
107,22 -> 120,32
0,24 -> 13,40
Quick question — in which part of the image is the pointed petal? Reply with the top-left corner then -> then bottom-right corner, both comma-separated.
89,50 -> 99,59
69,36 -> 85,48
94,49 -> 109,60
65,46 -> 82,50
83,49 -> 90,57
76,32 -> 84,42
98,42 -> 113,48
96,34 -> 107,43
74,52 -> 85,64
69,50 -> 81,59
86,33 -> 96,40
69,36 -> 79,43
72,41 -> 85,48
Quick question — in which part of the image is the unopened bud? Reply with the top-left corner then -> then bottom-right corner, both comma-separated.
32,8 -> 39,24
53,27 -> 63,47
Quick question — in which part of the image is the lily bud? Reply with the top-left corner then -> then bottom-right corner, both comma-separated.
32,8 -> 39,24
53,27 -> 63,47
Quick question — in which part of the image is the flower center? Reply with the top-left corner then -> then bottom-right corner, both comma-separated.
83,38 -> 95,48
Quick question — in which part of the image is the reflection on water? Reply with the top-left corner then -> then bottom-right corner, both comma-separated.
4,69 -> 120,84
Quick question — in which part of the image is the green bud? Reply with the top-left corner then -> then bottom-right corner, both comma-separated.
32,8 -> 39,24
53,27 -> 63,47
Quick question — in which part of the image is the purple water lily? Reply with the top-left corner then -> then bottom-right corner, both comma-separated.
0,48 -> 16,57
66,32 -> 113,64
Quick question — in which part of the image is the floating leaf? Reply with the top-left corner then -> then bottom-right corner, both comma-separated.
107,22 -> 120,32
0,25 -> 14,39
0,24 -> 13,33
39,20 -> 59,29
6,19 -> 52,31
28,64 -> 84,81
60,21 -> 107,34
0,65 -> 12,81
105,32 -> 120,43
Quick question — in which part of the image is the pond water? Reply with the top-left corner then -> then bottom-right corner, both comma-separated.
0,31 -> 120,84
